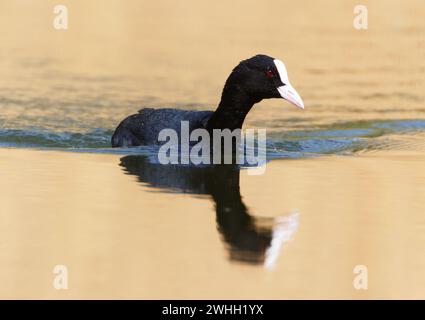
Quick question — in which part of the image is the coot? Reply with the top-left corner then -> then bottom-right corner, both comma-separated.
111,54 -> 304,147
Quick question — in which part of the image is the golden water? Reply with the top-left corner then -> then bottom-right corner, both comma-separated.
0,0 -> 424,299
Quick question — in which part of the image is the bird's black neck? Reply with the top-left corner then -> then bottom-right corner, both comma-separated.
206,78 -> 258,131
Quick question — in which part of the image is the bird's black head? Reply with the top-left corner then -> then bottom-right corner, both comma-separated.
229,54 -> 304,109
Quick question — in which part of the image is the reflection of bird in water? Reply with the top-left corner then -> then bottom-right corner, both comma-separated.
119,155 -> 299,268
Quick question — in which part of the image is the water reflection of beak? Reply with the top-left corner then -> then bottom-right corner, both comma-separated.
264,211 -> 300,269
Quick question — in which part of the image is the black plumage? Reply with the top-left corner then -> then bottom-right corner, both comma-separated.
111,54 -> 302,147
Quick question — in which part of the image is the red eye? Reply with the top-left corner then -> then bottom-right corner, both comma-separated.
265,70 -> 274,78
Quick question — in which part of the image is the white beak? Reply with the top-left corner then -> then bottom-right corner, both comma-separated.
277,84 -> 305,109
273,59 -> 305,109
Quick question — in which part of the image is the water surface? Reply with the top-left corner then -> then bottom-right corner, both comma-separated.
0,0 -> 425,298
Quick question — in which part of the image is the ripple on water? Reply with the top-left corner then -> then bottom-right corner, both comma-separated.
0,119 -> 425,158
